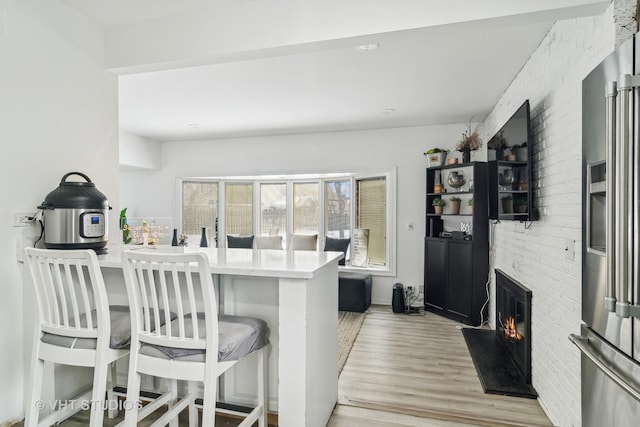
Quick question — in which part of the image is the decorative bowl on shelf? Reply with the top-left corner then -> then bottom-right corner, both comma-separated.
447,171 -> 466,192
498,170 -> 515,190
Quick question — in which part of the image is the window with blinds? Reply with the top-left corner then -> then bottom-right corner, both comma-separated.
182,181 -> 219,242
260,183 -> 286,238
325,180 -> 351,239
357,177 -> 387,266
226,183 -> 253,236
293,182 -> 319,234
178,169 -> 394,273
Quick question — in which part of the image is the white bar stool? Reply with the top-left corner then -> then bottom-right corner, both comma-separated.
121,249 -> 270,427
23,248 -> 130,427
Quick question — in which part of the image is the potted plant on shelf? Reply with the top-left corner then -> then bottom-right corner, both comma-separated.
513,142 -> 528,162
487,130 -> 508,160
449,196 -> 461,215
456,120 -> 483,163
467,198 -> 474,215
424,148 -> 449,167
514,194 -> 528,213
501,195 -> 514,214
432,197 -> 446,215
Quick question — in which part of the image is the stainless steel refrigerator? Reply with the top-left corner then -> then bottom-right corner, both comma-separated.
573,34 -> 640,426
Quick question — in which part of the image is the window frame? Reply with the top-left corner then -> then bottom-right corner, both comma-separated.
176,168 -> 396,275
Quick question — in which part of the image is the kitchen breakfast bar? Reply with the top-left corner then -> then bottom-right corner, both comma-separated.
97,245 -> 342,427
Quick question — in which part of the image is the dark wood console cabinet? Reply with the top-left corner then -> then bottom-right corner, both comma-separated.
424,162 -> 489,326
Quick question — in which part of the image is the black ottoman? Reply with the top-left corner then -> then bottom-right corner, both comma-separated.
338,272 -> 372,312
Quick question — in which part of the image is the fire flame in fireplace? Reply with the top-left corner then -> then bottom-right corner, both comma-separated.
504,316 -> 523,340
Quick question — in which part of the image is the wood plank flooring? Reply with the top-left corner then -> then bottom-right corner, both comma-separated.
18,306 -> 552,426
328,306 -> 552,427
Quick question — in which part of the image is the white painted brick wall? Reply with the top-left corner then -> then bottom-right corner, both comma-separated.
476,3 -> 632,426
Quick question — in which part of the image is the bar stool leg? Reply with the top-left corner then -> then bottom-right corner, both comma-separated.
25,356 -> 44,427
107,362 -> 118,419
188,381 -> 199,426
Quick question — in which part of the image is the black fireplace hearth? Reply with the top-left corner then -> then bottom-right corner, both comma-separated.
462,269 -> 537,398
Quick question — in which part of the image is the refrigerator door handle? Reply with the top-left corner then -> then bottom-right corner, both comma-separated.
605,81 -> 617,312
616,74 -> 633,318
570,334 -> 640,402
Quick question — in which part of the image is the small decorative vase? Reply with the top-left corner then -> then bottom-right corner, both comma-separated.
200,227 -> 208,247
171,229 -> 178,246
434,206 -> 444,215
462,148 -> 471,163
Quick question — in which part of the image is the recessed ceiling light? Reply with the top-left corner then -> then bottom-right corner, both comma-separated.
382,108 -> 395,114
356,43 -> 379,52
187,123 -> 200,129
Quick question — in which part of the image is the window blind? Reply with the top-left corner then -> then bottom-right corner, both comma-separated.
357,177 -> 386,265
226,183 -> 253,235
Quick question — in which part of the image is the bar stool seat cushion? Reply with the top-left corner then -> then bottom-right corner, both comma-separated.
139,314 -> 269,362
41,306 -> 174,350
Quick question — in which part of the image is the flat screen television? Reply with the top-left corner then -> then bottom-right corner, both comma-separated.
487,100 -> 537,221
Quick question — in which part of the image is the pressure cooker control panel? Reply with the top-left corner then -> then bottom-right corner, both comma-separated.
79,212 -> 105,238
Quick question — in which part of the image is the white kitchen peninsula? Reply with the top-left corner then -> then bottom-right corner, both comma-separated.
98,245 -> 342,427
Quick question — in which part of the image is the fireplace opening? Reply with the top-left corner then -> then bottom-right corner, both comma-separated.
496,269 -> 532,385
461,269 -> 536,398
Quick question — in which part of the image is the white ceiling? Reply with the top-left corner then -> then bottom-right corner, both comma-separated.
62,0 -> 609,142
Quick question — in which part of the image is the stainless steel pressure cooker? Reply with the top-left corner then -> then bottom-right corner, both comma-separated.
38,172 -> 110,253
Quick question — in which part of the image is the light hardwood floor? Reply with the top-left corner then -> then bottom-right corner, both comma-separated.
19,306 -> 552,426
328,306 -> 553,427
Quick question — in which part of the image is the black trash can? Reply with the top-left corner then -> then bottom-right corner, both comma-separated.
392,283 -> 405,313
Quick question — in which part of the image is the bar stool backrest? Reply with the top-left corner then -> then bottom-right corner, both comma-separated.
25,248 -> 110,345
122,251 -> 218,356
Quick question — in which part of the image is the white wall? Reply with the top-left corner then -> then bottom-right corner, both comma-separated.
119,130 -> 161,170
120,124 -> 474,305
476,4 -> 619,426
0,1 -> 119,423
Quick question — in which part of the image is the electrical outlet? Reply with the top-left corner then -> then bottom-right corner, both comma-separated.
564,238 -> 575,261
12,211 -> 35,227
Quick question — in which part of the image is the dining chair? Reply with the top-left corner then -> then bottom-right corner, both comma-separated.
23,248 -> 130,427
121,249 -> 270,427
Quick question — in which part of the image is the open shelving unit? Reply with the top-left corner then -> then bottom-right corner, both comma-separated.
424,161 -> 489,326
488,160 -> 534,221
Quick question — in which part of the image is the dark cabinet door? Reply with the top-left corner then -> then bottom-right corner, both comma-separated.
446,241 -> 473,322
425,238 -> 447,311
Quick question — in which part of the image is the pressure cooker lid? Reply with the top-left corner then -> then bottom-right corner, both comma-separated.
39,172 -> 109,209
